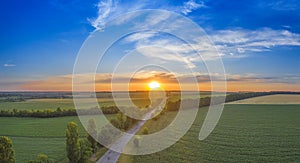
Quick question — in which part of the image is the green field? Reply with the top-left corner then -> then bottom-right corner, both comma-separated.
0,115 -> 114,162
124,104 -> 300,162
2,93 -> 300,162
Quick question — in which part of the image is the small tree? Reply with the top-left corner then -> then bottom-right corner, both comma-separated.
56,107 -> 62,112
110,118 -> 120,129
66,122 -> 80,163
87,119 -> 97,153
142,127 -> 149,135
116,112 -> 127,129
0,136 -> 15,163
78,139 -> 92,163
28,154 -> 53,163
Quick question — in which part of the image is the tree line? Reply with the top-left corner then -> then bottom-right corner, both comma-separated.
164,92 -> 276,112
66,111 -> 138,163
0,106 -> 119,118
0,92 -> 73,103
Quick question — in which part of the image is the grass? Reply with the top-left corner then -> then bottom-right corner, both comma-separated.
124,104 -> 300,162
7,92 -> 295,162
1,98 -> 300,162
11,137 -> 67,163
0,115 -> 115,162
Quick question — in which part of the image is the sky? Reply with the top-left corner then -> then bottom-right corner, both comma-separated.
1,0 -> 300,92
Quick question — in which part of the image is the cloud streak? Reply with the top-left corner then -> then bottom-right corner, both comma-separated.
125,27 -> 300,65
89,0 -> 206,30
89,0 -> 116,30
182,0 -> 206,15
90,0 -> 300,59
208,28 -> 300,57
3,64 -> 16,67
261,0 -> 300,11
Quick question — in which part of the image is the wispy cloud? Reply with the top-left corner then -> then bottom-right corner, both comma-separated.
210,28 -> 300,56
126,28 -> 300,64
124,32 -> 156,42
89,0 -> 116,30
3,64 -> 16,67
181,0 -> 206,15
89,0 -> 149,29
88,0 -> 206,30
261,0 -> 300,11
124,32 -> 201,69
136,46 -> 197,69
89,0 -> 300,63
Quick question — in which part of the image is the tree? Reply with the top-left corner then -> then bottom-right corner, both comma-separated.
28,154 -> 53,163
66,122 -> 80,163
78,139 -> 92,163
87,119 -> 97,153
116,112 -> 127,130
56,107 -> 62,112
142,127 -> 149,135
0,136 -> 15,163
110,118 -> 120,129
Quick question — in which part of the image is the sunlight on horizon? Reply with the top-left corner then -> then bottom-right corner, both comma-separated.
148,81 -> 161,90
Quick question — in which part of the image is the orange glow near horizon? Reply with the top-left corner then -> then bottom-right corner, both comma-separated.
15,74 -> 300,92
19,81 -> 300,92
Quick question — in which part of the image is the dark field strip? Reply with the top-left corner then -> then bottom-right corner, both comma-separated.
0,134 -> 88,139
0,134 -> 66,139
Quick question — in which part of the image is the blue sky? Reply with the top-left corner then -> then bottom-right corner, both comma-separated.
0,0 -> 300,91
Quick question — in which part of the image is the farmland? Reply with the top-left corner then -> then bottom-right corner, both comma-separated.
0,98 -> 146,111
229,94 -> 300,104
0,91 -> 216,162
124,104 -> 300,162
0,115 -> 114,162
0,91 -> 219,111
0,98 -> 75,111
1,93 -> 300,162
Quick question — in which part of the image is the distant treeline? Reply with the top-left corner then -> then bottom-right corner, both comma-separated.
0,106 -> 119,118
164,92 -> 276,111
269,91 -> 300,94
0,97 -> 26,102
0,92 -> 73,102
0,92 -> 296,118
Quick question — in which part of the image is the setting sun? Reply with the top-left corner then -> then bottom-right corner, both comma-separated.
148,81 -> 160,89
